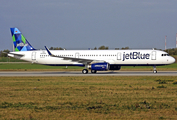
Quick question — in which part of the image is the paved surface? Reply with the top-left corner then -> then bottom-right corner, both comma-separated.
0,71 -> 177,76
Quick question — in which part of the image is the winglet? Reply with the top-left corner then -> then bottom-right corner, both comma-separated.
45,46 -> 54,56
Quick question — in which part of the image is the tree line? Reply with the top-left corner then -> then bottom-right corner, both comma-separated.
0,49 -> 10,57
49,46 -> 131,50
165,48 -> 177,55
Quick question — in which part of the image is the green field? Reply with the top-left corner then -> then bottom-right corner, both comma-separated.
0,63 -> 177,71
0,76 -> 177,119
0,57 -> 25,62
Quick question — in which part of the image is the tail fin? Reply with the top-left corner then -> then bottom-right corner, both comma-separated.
10,28 -> 35,52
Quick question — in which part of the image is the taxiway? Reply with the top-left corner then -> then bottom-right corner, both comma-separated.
0,71 -> 177,76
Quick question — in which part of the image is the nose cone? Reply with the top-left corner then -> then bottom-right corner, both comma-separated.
169,57 -> 176,64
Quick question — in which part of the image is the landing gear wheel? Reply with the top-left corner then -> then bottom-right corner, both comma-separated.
153,66 -> 157,74
91,70 -> 97,73
82,69 -> 88,74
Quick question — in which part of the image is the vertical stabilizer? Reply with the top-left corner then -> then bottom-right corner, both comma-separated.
10,28 -> 35,52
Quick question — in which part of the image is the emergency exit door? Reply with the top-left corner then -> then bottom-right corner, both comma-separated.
75,53 -> 79,58
31,52 -> 36,60
151,51 -> 156,60
117,52 -> 121,60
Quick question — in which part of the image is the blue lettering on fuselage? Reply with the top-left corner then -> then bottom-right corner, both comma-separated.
123,52 -> 150,61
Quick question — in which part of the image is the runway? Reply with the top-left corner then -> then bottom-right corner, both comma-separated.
0,71 -> 177,76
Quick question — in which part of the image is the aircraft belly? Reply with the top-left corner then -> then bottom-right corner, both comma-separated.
114,59 -> 162,65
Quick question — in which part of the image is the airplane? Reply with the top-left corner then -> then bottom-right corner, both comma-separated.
8,28 -> 175,74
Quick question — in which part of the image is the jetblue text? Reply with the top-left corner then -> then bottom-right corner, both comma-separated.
123,52 -> 150,61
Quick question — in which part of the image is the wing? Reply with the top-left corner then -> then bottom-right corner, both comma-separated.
45,46 -> 104,64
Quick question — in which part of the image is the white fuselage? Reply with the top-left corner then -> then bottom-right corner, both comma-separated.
9,49 -> 175,66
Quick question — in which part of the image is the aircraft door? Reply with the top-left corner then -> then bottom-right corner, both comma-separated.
151,51 -> 156,60
75,53 -> 79,58
117,52 -> 121,60
31,52 -> 36,60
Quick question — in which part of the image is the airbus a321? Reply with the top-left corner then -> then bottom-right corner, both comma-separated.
8,28 -> 175,74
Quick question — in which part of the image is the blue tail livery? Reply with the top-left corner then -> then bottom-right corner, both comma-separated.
10,28 -> 35,51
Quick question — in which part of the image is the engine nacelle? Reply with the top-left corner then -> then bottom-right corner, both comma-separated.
109,65 -> 121,70
89,63 -> 109,71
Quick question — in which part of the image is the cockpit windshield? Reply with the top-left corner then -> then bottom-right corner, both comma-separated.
161,54 -> 169,56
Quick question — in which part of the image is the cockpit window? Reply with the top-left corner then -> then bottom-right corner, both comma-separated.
161,54 -> 169,56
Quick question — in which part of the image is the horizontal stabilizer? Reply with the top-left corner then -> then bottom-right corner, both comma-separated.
8,52 -> 24,58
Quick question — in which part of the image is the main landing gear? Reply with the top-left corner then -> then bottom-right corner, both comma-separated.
82,69 -> 97,74
82,64 -> 97,74
153,66 -> 157,73
91,70 -> 97,73
82,64 -> 89,74
82,69 -> 88,74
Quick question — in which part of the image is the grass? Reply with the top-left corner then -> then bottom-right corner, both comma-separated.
0,63 -> 177,71
0,76 -> 177,119
122,63 -> 177,71
0,57 -> 25,62
0,63 -> 83,71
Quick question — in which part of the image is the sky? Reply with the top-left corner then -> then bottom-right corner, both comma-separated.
1,0 -> 177,51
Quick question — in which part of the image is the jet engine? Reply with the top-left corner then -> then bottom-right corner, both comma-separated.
88,62 -> 109,71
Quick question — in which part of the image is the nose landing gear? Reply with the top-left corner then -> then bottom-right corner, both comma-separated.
153,66 -> 157,73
